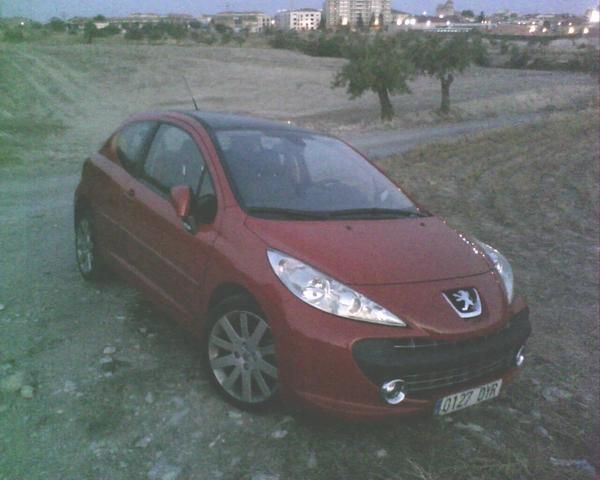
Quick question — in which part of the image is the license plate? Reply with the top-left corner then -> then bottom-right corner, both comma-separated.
434,379 -> 503,416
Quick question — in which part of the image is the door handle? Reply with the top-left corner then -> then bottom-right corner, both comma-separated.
126,188 -> 135,198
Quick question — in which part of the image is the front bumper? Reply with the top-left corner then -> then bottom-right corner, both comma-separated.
352,308 -> 531,398
264,287 -> 530,420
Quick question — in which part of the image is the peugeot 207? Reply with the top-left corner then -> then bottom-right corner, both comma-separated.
74,111 -> 531,419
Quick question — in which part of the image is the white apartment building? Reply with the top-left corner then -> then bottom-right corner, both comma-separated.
212,11 -> 271,33
324,0 -> 392,28
275,8 -> 322,30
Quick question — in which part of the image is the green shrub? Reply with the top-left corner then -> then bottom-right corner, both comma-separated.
3,27 -> 25,42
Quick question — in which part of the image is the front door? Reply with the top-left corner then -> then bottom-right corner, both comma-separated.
122,121 -> 218,324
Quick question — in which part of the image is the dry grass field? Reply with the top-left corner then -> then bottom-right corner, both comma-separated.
0,40 -> 598,480
1,41 -> 597,174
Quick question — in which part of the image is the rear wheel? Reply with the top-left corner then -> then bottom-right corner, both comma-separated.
206,295 -> 279,409
75,210 -> 106,281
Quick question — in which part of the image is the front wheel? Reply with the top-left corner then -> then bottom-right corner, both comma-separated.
74,210 -> 106,281
205,295 -> 279,409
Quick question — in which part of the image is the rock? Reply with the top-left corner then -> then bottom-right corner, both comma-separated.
536,426 -> 553,440
549,457 -> 596,476
0,372 -> 24,393
116,315 -> 126,321
0,304 -> 5,311
271,429 -> 288,439
209,433 -> 223,448
99,356 -> 113,365
227,410 -> 242,419
148,461 -> 182,480
166,408 -> 190,427
20,385 -> 34,399
251,474 -> 279,480
145,392 -> 155,404
134,435 -> 153,448
307,451 -> 317,469
542,386 -> 573,402
103,346 -> 117,355
455,422 -> 485,434
64,381 -> 77,393
376,449 -> 388,459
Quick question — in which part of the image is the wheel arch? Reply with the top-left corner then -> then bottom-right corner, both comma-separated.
74,196 -> 92,225
207,282 -> 254,313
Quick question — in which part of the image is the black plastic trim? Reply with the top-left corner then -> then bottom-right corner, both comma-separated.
352,308 -> 531,386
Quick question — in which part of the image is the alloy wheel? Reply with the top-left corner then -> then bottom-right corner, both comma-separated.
76,217 -> 94,275
208,310 -> 278,405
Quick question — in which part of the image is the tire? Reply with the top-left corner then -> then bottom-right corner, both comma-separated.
205,295 -> 279,409
74,210 -> 107,281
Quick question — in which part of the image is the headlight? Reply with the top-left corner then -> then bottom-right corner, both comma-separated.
267,249 -> 406,327
475,240 -> 514,304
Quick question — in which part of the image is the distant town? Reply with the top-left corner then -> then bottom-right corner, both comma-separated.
3,0 -> 600,37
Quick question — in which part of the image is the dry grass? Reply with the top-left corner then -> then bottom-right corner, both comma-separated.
0,41 -> 597,176
378,110 -> 599,479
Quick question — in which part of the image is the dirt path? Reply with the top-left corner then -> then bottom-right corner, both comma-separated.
346,112 -> 547,159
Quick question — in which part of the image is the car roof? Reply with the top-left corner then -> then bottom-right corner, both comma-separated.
183,111 -> 313,134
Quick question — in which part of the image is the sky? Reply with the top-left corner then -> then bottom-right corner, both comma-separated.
0,0 -> 595,21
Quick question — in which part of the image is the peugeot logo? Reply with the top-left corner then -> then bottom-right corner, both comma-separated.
443,288 -> 482,319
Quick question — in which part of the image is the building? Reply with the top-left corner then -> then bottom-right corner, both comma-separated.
324,0 -> 392,29
275,8 -> 322,31
391,9 -> 411,26
435,0 -> 455,18
212,11 -> 271,33
586,8 -> 600,24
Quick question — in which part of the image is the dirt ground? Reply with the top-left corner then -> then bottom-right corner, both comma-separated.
0,41 -> 598,480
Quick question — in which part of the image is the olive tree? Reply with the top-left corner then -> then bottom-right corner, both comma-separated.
409,33 -> 487,114
332,34 -> 413,121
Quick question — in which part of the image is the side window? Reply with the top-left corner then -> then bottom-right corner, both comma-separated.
143,124 -> 206,194
116,121 -> 157,174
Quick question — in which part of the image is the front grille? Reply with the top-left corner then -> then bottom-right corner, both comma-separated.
352,308 -> 531,398
401,350 -> 515,394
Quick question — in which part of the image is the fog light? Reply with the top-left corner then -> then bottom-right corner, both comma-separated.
380,379 -> 406,405
515,346 -> 525,367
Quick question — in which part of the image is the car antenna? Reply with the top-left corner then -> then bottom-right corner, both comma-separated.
182,76 -> 199,111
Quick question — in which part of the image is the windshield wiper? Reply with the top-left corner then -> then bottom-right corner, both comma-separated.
246,207 -> 330,220
326,208 -> 427,219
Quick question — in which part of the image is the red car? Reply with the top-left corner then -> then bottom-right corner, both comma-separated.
74,111 -> 530,419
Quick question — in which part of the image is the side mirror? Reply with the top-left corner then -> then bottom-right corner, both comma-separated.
196,194 -> 217,224
169,185 -> 192,219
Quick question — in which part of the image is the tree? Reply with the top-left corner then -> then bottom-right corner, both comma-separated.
369,13 -> 376,28
461,10 -> 475,18
477,11 -> 486,23
332,34 -> 414,121
410,34 -> 487,114
318,15 -> 326,30
48,17 -> 66,33
83,21 -> 97,44
356,13 -> 365,31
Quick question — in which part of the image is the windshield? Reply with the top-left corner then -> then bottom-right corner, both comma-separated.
214,129 -> 420,218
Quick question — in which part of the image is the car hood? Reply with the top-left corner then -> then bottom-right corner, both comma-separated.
244,215 -> 491,285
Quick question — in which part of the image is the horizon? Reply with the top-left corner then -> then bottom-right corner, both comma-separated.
1,1 -> 595,22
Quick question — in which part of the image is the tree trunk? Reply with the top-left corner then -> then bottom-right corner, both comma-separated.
440,74 -> 454,114
377,88 -> 394,121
